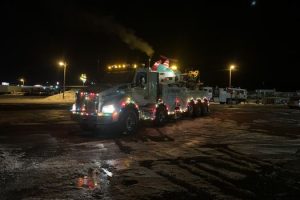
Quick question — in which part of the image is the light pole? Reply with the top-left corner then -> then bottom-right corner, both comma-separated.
19,78 -> 24,86
229,65 -> 235,88
58,61 -> 67,99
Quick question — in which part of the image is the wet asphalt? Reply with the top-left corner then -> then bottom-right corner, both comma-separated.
1,103 -> 300,199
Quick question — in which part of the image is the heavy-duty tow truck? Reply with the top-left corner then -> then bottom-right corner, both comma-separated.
71,59 -> 210,134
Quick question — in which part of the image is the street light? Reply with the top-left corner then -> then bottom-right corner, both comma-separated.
58,61 -> 67,99
19,78 -> 24,86
229,65 -> 235,88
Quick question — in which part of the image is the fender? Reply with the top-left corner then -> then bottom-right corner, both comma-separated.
119,97 -> 139,119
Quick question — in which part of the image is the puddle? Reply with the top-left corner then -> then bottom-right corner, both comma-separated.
76,166 -> 114,191
101,168 -> 113,177
76,168 -> 101,190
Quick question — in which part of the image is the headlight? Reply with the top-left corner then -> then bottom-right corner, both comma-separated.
71,104 -> 76,111
102,104 -> 115,113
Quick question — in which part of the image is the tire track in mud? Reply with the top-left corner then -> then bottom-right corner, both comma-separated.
125,127 -> 175,143
177,162 -> 254,199
139,144 -> 300,199
201,143 -> 273,167
141,159 -> 251,199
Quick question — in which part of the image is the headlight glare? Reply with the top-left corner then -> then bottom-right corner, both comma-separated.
71,104 -> 76,111
102,104 -> 115,113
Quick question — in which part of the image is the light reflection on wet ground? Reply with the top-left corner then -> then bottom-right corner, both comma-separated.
76,168 -> 103,190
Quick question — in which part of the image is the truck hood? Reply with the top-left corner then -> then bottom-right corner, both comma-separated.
98,84 -> 127,96
98,84 -> 129,103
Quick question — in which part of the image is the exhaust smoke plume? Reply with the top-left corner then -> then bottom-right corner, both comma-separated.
96,16 -> 154,57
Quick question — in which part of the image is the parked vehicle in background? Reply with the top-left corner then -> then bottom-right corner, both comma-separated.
23,85 -> 60,96
200,86 -> 213,101
0,85 -> 22,94
219,87 -> 247,104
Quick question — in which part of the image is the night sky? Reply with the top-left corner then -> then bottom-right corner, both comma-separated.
1,0 -> 299,91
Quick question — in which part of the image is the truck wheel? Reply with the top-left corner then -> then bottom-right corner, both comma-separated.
154,106 -> 167,126
120,110 -> 138,135
187,102 -> 194,117
201,103 -> 209,115
194,103 -> 202,117
174,108 -> 181,120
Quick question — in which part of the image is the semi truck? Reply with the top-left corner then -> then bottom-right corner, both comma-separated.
71,62 -> 209,134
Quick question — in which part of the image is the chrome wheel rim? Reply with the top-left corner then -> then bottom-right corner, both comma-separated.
126,114 -> 136,131
188,106 -> 193,115
158,112 -> 165,122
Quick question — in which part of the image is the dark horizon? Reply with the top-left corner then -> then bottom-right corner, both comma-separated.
1,0 -> 299,91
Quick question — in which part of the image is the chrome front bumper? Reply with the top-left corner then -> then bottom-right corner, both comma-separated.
71,112 -> 115,125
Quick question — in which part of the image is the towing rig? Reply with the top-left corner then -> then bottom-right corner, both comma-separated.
71,60 -> 210,134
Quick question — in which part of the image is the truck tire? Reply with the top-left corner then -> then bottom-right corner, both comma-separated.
194,102 -> 202,117
174,108 -> 181,120
187,102 -> 194,117
119,110 -> 138,135
154,106 -> 167,126
201,103 -> 209,115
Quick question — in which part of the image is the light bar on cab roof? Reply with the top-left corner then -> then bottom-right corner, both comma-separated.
107,64 -> 139,70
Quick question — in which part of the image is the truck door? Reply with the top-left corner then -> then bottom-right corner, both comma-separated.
131,71 -> 158,105
147,72 -> 159,102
